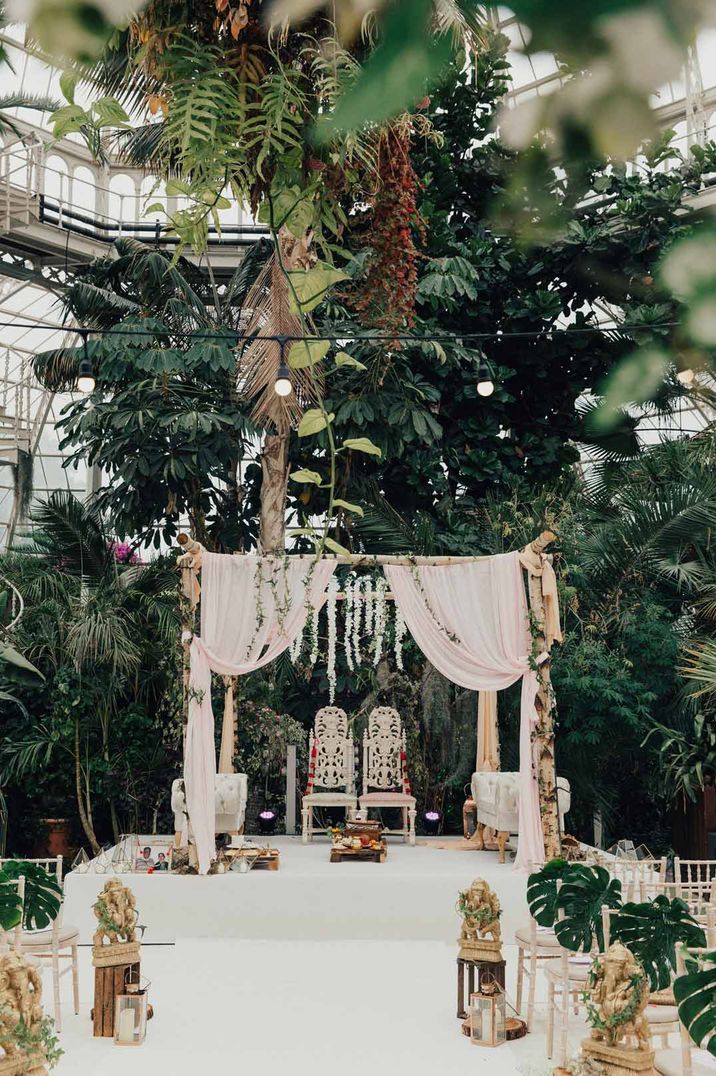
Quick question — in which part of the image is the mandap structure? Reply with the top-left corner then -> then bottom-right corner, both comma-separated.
176,530 -> 562,874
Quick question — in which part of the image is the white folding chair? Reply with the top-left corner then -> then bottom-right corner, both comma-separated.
543,882 -> 599,1066
600,856 -> 668,902
0,875 -> 25,952
515,913 -> 563,1029
655,942 -> 716,1076
2,855 -> 80,1032
674,859 -> 716,889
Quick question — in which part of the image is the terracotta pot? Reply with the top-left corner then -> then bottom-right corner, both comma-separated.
39,818 -> 73,858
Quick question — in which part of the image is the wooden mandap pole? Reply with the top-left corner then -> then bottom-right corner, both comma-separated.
520,531 -> 561,861
177,536 -> 202,750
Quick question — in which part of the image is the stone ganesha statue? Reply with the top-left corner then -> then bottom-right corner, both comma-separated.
457,878 -> 502,960
0,950 -> 46,1069
586,942 -> 650,1050
93,879 -> 139,947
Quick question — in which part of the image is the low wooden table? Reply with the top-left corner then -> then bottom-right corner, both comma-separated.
330,820 -> 387,863
330,842 -> 387,863
457,956 -> 506,1019
225,846 -> 280,871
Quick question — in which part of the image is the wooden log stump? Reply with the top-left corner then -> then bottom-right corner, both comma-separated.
91,942 -> 140,1038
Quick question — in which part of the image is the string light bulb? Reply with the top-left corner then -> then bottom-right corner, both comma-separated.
76,335 -> 95,393
477,366 -> 495,397
274,361 -> 292,397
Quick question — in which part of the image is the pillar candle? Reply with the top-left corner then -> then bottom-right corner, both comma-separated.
116,1006 -> 135,1044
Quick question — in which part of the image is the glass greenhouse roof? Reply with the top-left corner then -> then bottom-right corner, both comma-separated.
0,14 -> 715,546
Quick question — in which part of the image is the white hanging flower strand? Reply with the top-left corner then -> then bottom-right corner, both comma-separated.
394,602 -> 406,670
363,577 -> 374,648
290,628 -> 302,663
353,575 -> 363,666
326,575 -> 339,702
372,577 -> 388,666
344,575 -> 355,672
290,605 -> 305,663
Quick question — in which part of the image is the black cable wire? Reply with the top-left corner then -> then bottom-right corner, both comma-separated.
0,320 -> 682,343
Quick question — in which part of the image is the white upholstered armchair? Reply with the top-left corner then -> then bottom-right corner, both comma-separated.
471,771 -> 571,863
358,706 -> 416,845
172,773 -> 248,843
302,707 -> 357,842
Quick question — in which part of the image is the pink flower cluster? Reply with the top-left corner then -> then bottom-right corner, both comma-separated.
110,540 -> 140,565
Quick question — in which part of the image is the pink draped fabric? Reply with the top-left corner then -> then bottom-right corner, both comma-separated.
384,551 -> 544,869
186,554 -> 335,873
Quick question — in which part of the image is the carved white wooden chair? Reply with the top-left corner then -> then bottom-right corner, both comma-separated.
301,707 -> 357,842
2,855 -> 80,1033
358,706 -> 417,845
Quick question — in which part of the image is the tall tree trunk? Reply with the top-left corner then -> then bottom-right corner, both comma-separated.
75,720 -> 100,854
259,432 -> 289,553
99,706 -> 120,842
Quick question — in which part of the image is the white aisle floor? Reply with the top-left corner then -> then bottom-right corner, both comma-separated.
52,839 -> 590,1075
52,939 -> 584,1076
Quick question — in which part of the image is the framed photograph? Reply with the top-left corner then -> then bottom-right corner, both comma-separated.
133,837 -> 174,873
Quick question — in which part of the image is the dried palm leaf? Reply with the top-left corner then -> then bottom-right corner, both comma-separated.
237,248 -> 322,432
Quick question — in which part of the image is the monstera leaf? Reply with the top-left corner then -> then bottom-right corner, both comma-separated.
674,950 -> 716,1057
0,861 -> 62,930
0,876 -> 22,932
611,896 -> 707,992
555,864 -> 622,952
527,858 -> 572,928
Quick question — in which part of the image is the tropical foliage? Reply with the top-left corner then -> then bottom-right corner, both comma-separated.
0,494 -> 182,853
33,237 -> 270,550
611,896 -> 706,991
675,951 -> 716,1057
0,860 -> 62,931
528,860 -> 706,988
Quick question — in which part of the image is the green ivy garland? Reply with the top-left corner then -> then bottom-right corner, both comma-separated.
583,960 -> 648,1036
456,890 -> 502,927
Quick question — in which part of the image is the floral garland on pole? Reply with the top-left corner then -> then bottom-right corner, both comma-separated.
394,602 -> 406,670
308,601 -> 320,668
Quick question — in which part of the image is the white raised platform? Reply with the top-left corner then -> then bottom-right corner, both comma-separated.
64,835 -> 528,944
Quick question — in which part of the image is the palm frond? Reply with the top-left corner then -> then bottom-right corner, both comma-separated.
29,492 -> 111,580
109,121 -> 166,167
